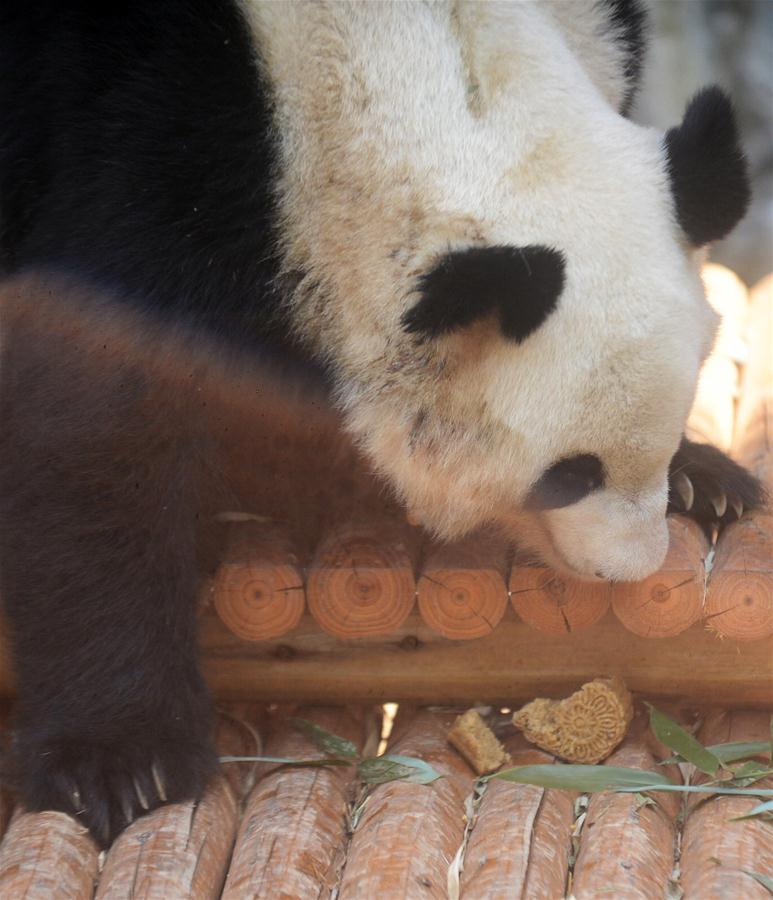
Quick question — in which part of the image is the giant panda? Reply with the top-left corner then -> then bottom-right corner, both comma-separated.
0,0 -> 764,845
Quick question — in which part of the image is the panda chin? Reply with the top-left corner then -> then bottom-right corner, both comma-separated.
502,498 -> 670,584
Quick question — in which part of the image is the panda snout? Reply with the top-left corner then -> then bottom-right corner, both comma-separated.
544,490 -> 670,583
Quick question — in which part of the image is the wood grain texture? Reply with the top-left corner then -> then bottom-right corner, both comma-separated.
199,609 -> 773,706
0,811 -> 99,899
95,777 -> 238,900
306,522 -> 420,638
213,523 -> 305,641
570,718 -> 682,899
681,710 -> 773,900
509,569 -> 610,634
337,708 -> 473,900
222,706 -> 367,900
611,517 -> 709,638
417,533 -> 508,639
461,738 -> 575,899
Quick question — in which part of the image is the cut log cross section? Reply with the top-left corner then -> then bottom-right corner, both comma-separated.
417,532 -> 509,639
306,521 -> 420,638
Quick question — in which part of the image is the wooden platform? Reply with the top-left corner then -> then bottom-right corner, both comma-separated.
0,704 -> 770,899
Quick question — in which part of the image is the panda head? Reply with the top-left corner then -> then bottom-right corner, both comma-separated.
257,4 -> 750,582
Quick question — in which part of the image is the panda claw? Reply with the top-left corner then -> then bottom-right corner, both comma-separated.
120,794 -> 134,826
133,777 -> 150,811
68,782 -> 83,814
152,761 -> 168,802
710,490 -> 728,519
674,472 -> 694,511
731,497 -> 744,520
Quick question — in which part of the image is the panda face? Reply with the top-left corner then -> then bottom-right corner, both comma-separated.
250,1 -> 741,582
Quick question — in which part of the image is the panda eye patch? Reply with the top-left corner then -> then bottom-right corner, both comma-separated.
525,454 -> 604,511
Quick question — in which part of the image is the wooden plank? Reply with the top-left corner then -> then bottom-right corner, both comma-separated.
199,608 -> 773,707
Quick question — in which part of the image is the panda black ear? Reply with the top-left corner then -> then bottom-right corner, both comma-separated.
401,244 -> 565,342
665,86 -> 751,246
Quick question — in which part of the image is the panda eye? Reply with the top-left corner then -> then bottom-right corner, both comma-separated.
525,454 -> 605,511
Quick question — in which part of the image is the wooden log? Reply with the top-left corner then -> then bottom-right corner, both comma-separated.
686,264 -> 750,451
95,777 -> 238,899
460,736 -> 575,898
732,273 -> 772,484
417,532 -> 508,639
0,811 -> 99,898
570,716 -> 682,899
222,706 -> 366,899
200,608 -> 773,706
337,708 -> 473,900
212,523 -> 305,641
509,567 -> 610,634
707,274 -> 773,640
705,514 -> 773,641
610,517 -> 709,638
681,710 -> 773,899
306,521 -> 420,638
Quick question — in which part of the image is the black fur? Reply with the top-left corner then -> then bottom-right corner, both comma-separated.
402,245 -> 565,342
0,0 -> 286,347
0,300 -> 217,848
665,86 -> 751,246
525,454 -> 605,511
668,437 -> 767,536
599,0 -> 649,115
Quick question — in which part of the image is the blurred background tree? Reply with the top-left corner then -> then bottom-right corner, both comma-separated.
633,0 -> 772,283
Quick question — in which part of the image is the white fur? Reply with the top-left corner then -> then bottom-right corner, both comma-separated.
244,0 -> 718,581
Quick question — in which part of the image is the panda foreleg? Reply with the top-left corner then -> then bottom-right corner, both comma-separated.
668,437 -> 767,537
0,292 -> 217,847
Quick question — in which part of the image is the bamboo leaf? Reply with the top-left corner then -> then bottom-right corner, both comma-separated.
731,799 -> 773,822
660,740 -> 771,766
359,754 -> 442,785
490,764 -> 674,791
647,705 -> 721,776
289,718 -> 360,759
728,761 -> 773,788
744,871 -> 773,895
616,784 -> 773,797
219,755 -> 352,767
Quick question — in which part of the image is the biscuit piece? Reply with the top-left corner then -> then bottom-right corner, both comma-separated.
447,709 -> 509,774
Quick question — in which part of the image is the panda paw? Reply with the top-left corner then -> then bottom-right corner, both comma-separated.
668,438 -> 767,536
15,728 -> 218,848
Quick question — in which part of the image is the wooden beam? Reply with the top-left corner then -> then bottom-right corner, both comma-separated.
199,607 -> 773,708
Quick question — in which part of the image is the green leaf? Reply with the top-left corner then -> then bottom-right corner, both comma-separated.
633,792 -> 657,811
744,871 -> 773,895
616,784 -> 773,797
731,799 -> 773,822
729,761 -> 773,788
490,764 -> 674,792
219,755 -> 352,767
660,740 -> 771,766
358,754 -> 442,785
648,705 -> 721,776
769,717 -> 773,762
288,718 -> 359,759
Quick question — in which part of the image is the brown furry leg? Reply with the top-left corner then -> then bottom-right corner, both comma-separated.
0,295 -> 217,847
